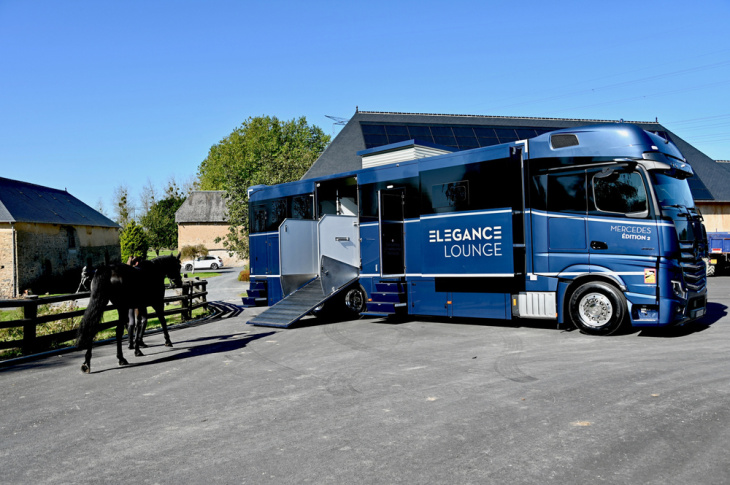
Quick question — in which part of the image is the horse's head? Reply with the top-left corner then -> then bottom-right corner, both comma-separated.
167,254 -> 184,288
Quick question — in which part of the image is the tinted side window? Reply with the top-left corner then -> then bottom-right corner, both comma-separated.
432,180 -> 469,211
548,173 -> 586,213
529,174 -> 547,211
420,158 -> 520,215
251,204 -> 268,233
291,195 -> 313,219
593,171 -> 647,214
250,194 -> 315,233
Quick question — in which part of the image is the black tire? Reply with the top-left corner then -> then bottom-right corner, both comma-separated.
313,284 -> 367,321
185,264 -> 193,271
568,281 -> 627,336
707,263 -> 715,277
343,285 -> 367,315
211,263 -> 219,270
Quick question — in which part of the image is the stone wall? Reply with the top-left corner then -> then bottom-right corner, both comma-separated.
0,227 -> 15,298
178,222 -> 246,267
13,222 -> 120,295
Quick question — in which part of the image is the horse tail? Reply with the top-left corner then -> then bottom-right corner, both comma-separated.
76,267 -> 112,349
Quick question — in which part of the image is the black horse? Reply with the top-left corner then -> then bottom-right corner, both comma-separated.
76,255 -> 183,373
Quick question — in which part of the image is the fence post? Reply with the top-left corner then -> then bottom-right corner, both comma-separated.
201,281 -> 208,313
182,282 -> 191,321
22,296 -> 38,355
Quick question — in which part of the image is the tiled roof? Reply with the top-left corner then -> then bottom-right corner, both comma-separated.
0,177 -> 119,227
175,190 -> 228,223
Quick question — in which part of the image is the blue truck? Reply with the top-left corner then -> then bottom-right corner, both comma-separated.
243,123 -> 708,335
707,232 -> 730,276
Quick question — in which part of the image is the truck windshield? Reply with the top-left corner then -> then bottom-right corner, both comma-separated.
650,171 -> 695,209
650,171 -> 703,243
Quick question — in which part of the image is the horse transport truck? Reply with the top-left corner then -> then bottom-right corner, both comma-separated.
242,123 -> 708,335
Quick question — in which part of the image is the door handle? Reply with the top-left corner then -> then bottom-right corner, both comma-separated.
591,241 -> 608,250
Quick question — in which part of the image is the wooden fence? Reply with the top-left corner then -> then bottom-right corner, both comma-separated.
0,280 -> 207,356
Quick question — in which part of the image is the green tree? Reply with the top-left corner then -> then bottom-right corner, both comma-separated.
120,220 -> 149,262
113,184 -> 134,228
141,182 -> 186,256
197,116 -> 330,258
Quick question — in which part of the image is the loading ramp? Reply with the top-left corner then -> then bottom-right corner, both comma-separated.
246,275 -> 357,328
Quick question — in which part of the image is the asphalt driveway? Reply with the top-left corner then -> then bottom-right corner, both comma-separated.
1,276 -> 729,484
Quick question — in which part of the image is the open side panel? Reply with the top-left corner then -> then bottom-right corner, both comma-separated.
318,215 -> 360,277
279,219 -> 318,297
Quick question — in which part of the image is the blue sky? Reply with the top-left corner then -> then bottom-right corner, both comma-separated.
1,0 -> 729,214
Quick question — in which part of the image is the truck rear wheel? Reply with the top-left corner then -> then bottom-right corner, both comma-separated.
343,285 -> 367,315
312,284 -> 366,321
569,281 -> 626,336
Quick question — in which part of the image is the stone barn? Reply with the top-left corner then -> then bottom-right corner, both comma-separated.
175,190 -> 246,268
0,177 -> 120,298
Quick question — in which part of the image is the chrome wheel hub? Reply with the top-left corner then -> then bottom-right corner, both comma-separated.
578,292 -> 613,328
345,289 -> 364,312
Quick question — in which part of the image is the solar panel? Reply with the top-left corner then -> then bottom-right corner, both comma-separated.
359,123 -> 552,150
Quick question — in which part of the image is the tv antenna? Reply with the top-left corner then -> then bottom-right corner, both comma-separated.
325,115 -> 348,137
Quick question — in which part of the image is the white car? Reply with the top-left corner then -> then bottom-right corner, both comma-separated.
182,255 -> 224,271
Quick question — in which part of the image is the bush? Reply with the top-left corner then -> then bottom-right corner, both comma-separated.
179,244 -> 208,261
238,269 -> 250,282
120,221 -> 149,262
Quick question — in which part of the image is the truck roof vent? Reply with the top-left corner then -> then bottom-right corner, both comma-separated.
551,134 -> 579,149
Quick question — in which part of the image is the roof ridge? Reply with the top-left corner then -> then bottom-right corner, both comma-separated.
356,111 -> 659,125
0,176 -> 70,195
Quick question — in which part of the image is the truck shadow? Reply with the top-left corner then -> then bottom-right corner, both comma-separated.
636,302 -> 726,338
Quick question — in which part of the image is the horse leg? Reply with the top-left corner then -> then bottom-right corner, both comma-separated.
127,307 -> 136,349
136,308 -> 148,348
134,309 -> 147,357
114,307 -> 129,366
155,304 -> 173,347
117,319 -> 129,366
81,345 -> 92,373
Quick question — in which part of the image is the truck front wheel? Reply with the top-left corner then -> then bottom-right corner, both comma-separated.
569,281 -> 627,336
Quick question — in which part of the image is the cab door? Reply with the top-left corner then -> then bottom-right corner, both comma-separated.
546,170 -> 589,274
587,168 -> 659,292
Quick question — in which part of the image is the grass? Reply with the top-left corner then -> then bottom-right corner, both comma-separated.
0,301 -> 209,361
148,249 -> 176,258
181,272 -> 219,280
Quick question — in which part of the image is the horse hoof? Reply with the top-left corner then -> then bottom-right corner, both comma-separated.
134,350 -> 144,357
81,363 -> 90,374
139,341 -> 148,348
165,341 -> 173,347
119,358 -> 129,366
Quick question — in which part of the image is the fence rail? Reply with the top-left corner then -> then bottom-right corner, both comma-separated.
0,280 -> 208,355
